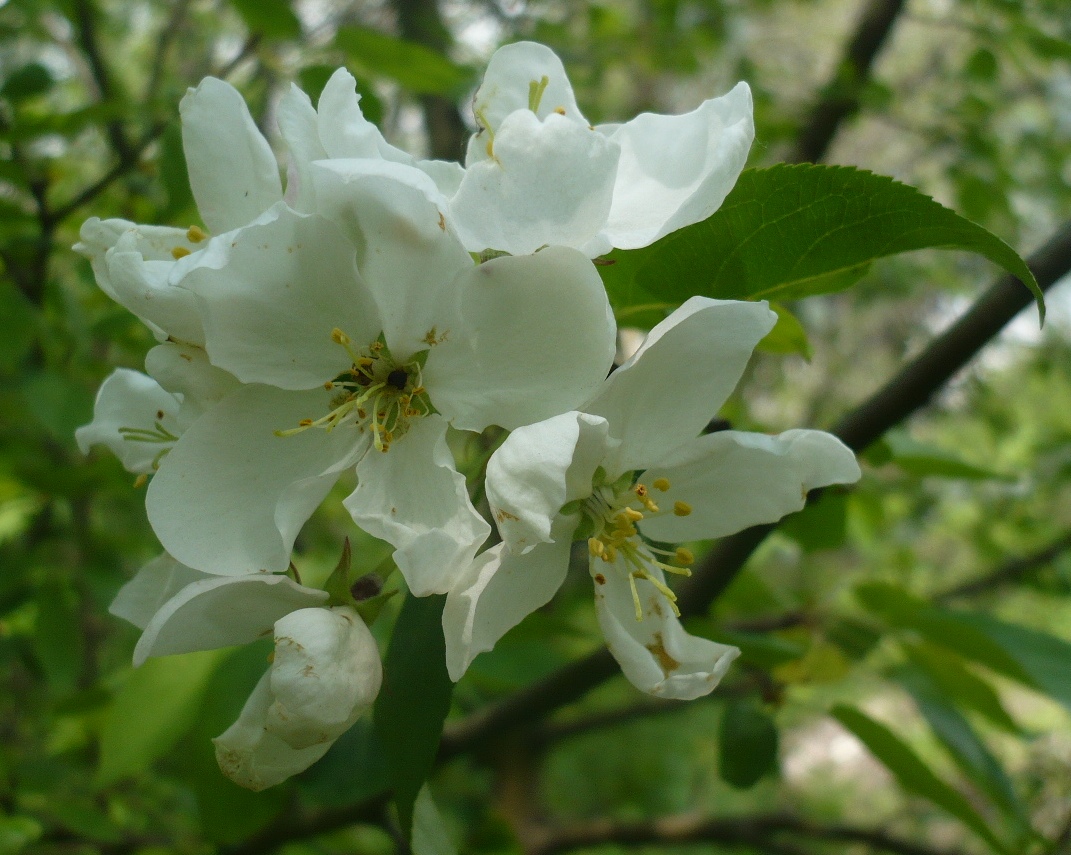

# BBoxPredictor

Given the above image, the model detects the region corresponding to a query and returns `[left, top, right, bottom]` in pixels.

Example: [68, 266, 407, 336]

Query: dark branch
[527, 812, 966, 855]
[789, 0, 908, 163]
[935, 529, 1071, 603]
[71, 0, 134, 162]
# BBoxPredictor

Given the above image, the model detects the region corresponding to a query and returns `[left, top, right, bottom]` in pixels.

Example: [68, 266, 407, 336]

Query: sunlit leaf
[756, 302, 812, 359]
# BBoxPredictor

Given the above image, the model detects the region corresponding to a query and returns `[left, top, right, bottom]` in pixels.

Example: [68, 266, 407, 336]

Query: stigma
[275, 328, 431, 452]
[581, 474, 695, 622]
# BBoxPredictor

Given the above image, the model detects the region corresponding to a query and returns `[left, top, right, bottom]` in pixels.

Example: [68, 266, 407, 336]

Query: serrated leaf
[335, 27, 472, 96]
[718, 699, 779, 788]
[97, 650, 226, 785]
[832, 705, 1010, 853]
[229, 0, 301, 40]
[374, 594, 453, 837]
[600, 164, 1044, 319]
[893, 664, 1027, 828]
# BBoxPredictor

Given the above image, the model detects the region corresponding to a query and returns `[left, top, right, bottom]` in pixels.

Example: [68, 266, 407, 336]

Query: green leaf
[97, 650, 226, 786]
[832, 705, 1010, 853]
[600, 164, 1044, 319]
[706, 628, 805, 670]
[1, 63, 54, 102]
[296, 717, 390, 808]
[903, 643, 1023, 735]
[0, 815, 42, 853]
[335, 27, 473, 96]
[893, 665, 1027, 826]
[779, 490, 848, 551]
[411, 786, 458, 855]
[20, 371, 93, 445]
[875, 429, 1013, 480]
[756, 302, 812, 359]
[32, 584, 82, 691]
[374, 594, 453, 836]
[718, 699, 779, 788]
[0, 283, 37, 373]
[159, 123, 194, 220]
[229, 0, 301, 40]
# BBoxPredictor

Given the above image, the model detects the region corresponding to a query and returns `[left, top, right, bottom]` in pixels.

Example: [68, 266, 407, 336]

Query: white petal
[180, 77, 283, 233]
[425, 246, 617, 432]
[105, 231, 204, 344]
[109, 553, 210, 630]
[267, 606, 381, 749]
[640, 429, 861, 543]
[450, 111, 619, 255]
[75, 368, 181, 474]
[485, 412, 610, 554]
[316, 68, 413, 164]
[147, 384, 365, 575]
[277, 83, 325, 213]
[180, 205, 379, 389]
[585, 297, 777, 474]
[312, 162, 465, 357]
[593, 557, 739, 700]
[471, 41, 586, 131]
[417, 158, 465, 197]
[214, 671, 337, 791]
[144, 343, 240, 428]
[344, 415, 489, 596]
[601, 82, 754, 249]
[443, 514, 576, 681]
[133, 574, 328, 666]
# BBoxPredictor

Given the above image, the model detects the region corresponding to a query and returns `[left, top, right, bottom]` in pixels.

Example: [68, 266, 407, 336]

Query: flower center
[275, 328, 432, 453]
[581, 473, 694, 622]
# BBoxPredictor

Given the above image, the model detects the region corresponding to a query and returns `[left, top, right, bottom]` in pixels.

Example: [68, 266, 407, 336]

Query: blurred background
[2, 0, 1071, 853]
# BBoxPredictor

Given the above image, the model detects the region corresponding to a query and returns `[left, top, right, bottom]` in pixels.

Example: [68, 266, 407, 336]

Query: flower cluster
[78, 41, 859, 788]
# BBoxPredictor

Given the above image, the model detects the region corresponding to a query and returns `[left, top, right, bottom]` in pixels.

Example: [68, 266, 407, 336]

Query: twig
[789, 0, 909, 163]
[71, 0, 134, 161]
[527, 812, 966, 855]
[935, 530, 1071, 603]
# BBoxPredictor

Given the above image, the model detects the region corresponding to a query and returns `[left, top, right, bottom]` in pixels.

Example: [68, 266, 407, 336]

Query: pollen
[171, 246, 191, 259]
[673, 501, 692, 517]
[675, 547, 694, 565]
[652, 477, 671, 492]
[331, 328, 349, 345]
[187, 225, 209, 243]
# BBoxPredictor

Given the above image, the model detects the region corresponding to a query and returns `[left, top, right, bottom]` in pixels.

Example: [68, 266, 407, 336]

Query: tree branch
[789, 0, 909, 163]
[526, 812, 966, 855]
[935, 529, 1071, 603]
[71, 0, 134, 162]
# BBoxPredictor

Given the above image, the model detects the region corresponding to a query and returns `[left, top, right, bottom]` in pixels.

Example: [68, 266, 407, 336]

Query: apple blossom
[145, 174, 616, 597]
[114, 556, 381, 791]
[448, 41, 754, 257]
[443, 297, 861, 699]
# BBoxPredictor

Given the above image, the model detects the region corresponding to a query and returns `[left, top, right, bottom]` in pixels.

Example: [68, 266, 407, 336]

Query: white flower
[144, 175, 616, 597]
[448, 41, 754, 257]
[76, 343, 239, 475]
[115, 556, 381, 791]
[443, 297, 861, 699]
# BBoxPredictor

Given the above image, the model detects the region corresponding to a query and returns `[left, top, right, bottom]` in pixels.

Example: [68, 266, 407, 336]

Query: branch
[442, 217, 1071, 755]
[935, 529, 1071, 603]
[526, 812, 967, 855]
[71, 0, 134, 162]
[789, 0, 909, 163]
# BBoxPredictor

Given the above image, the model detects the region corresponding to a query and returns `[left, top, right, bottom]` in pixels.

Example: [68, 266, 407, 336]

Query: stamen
[652, 477, 671, 492]
[171, 246, 191, 260]
[528, 75, 550, 112]
[187, 225, 208, 242]
[673, 501, 692, 517]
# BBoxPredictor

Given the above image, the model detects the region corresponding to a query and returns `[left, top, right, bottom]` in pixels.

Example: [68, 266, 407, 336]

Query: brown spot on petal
[594, 573, 606, 585]
[494, 508, 520, 523]
[646, 632, 680, 675]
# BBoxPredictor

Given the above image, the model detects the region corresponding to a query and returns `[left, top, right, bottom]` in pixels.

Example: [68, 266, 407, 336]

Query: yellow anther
[370, 341, 383, 353]
[641, 497, 660, 513]
[553, 106, 566, 115]
[299, 419, 313, 427]
[652, 477, 671, 492]
[673, 501, 692, 517]
[324, 381, 335, 390]
[171, 246, 191, 260]
[357, 357, 374, 368]
[331, 328, 349, 345]
[133, 474, 148, 489]
[622, 507, 644, 522]
[187, 225, 209, 243]
[604, 545, 618, 563]
[588, 538, 605, 558]
[675, 547, 694, 565]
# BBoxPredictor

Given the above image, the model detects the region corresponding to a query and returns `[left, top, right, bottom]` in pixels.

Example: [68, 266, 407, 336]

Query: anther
[299, 419, 313, 427]
[588, 538, 605, 558]
[622, 507, 644, 522]
[331, 328, 349, 345]
[652, 477, 671, 492]
[673, 501, 692, 517]
[324, 381, 334, 390]
[171, 246, 191, 260]
[675, 547, 694, 565]
[187, 225, 209, 242]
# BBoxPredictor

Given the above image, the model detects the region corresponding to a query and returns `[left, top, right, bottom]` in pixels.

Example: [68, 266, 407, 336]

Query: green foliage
[335, 27, 473, 96]
[717, 699, 779, 788]
[228, 0, 301, 40]
[374, 594, 453, 836]
[601, 164, 1044, 318]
